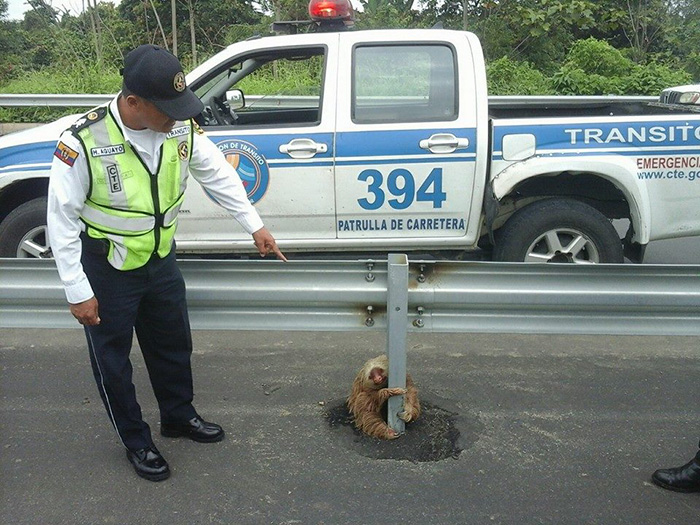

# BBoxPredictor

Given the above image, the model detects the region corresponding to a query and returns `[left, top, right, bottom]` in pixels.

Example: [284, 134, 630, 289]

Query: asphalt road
[1, 329, 698, 524]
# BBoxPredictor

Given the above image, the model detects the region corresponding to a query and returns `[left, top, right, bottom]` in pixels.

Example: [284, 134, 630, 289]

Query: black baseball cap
[121, 44, 204, 120]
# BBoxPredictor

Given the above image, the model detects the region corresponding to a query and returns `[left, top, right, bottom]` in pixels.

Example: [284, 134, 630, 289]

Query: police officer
[47, 44, 286, 482]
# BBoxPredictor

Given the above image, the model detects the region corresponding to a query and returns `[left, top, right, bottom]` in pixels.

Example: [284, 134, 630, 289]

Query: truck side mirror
[226, 89, 245, 110]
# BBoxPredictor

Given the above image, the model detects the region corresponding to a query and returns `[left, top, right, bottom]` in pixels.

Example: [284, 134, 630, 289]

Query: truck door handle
[419, 133, 470, 154]
[279, 138, 328, 159]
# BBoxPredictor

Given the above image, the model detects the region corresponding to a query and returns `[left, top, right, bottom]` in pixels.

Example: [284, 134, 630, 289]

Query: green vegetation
[486, 57, 553, 95]
[237, 56, 324, 96]
[552, 38, 692, 95]
[1, 0, 697, 122]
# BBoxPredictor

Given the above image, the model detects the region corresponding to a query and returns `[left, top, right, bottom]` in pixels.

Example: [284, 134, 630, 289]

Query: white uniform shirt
[47, 96, 264, 304]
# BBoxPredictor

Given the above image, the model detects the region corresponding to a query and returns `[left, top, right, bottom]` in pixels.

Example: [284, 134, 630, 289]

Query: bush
[565, 38, 633, 77]
[622, 63, 692, 95]
[551, 37, 692, 95]
[486, 56, 553, 95]
[551, 38, 631, 95]
[0, 64, 121, 123]
[552, 65, 624, 95]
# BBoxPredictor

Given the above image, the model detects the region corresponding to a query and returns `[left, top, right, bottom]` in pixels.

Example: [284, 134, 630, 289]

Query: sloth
[347, 354, 421, 440]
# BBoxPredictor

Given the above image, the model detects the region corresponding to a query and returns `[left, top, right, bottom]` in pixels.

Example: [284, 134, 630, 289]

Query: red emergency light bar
[308, 0, 354, 21]
[271, 0, 354, 33]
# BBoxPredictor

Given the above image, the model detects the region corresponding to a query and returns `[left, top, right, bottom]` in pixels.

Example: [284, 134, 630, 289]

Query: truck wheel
[493, 198, 624, 263]
[0, 197, 51, 258]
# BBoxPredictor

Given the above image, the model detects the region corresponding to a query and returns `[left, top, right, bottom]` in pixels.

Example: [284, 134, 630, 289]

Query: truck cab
[178, 26, 488, 255]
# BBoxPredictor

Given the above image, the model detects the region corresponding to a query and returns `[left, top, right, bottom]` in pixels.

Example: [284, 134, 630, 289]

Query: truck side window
[352, 44, 457, 124]
[194, 47, 326, 128]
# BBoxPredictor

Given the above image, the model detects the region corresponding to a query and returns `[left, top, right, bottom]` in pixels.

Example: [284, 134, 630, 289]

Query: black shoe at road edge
[126, 445, 170, 482]
[651, 458, 700, 493]
[161, 416, 225, 443]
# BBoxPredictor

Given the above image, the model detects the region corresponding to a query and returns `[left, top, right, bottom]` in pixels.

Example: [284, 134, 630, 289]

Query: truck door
[177, 39, 338, 248]
[334, 32, 479, 247]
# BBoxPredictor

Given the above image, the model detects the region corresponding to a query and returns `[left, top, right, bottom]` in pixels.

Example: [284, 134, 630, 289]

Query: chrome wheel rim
[16, 225, 51, 258]
[524, 228, 599, 263]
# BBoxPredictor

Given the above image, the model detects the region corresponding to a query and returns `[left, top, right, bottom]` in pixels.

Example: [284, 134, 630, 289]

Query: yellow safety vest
[71, 105, 193, 270]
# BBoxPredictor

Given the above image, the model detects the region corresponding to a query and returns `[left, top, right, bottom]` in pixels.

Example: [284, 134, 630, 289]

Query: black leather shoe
[161, 416, 225, 443]
[651, 458, 700, 493]
[126, 445, 170, 482]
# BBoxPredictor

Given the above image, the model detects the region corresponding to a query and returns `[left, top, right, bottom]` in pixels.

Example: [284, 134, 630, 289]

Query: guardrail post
[386, 253, 408, 434]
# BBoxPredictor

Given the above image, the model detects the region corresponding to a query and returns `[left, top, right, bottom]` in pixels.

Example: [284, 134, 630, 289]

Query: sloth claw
[388, 387, 406, 396]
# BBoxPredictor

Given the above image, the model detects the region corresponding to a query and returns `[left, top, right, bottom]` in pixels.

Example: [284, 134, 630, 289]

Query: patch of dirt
[325, 398, 467, 462]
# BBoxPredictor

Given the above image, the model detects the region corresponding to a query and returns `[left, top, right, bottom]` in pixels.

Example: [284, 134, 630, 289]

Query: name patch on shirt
[91, 145, 125, 157]
[166, 126, 191, 139]
[54, 141, 79, 166]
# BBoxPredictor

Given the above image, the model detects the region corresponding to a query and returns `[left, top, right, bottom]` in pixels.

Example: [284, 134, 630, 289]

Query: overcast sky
[6, 0, 100, 20]
[5, 0, 364, 21]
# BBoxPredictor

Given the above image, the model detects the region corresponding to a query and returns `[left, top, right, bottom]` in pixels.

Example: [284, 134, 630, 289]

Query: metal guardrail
[0, 94, 322, 109]
[1, 257, 699, 335]
[0, 94, 114, 107]
[0, 93, 658, 109]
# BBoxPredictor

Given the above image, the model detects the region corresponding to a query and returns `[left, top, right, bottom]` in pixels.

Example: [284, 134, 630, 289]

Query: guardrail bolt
[417, 264, 426, 283]
[413, 306, 425, 328]
[365, 261, 375, 282]
[365, 305, 375, 327]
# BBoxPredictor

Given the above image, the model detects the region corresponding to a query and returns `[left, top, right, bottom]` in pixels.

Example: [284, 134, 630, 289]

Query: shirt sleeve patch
[54, 141, 79, 166]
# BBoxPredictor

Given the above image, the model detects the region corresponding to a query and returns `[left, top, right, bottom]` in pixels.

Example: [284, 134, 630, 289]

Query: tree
[263, 0, 309, 21]
[620, 0, 672, 63]
[0, 0, 27, 83]
[86, 0, 104, 65]
[186, 0, 196, 63]
[661, 0, 700, 79]
[118, 0, 263, 66]
[355, 1, 416, 29]
[172, 0, 177, 55]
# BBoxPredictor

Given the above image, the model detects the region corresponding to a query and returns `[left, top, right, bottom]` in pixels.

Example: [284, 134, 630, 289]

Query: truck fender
[0, 170, 49, 193]
[489, 156, 651, 245]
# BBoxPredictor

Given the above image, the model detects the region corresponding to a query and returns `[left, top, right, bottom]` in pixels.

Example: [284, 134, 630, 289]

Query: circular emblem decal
[215, 140, 269, 204]
[87, 111, 99, 120]
[178, 141, 189, 160]
[173, 72, 186, 93]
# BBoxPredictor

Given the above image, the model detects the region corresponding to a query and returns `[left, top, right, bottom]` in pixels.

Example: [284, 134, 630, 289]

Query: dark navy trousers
[81, 249, 197, 451]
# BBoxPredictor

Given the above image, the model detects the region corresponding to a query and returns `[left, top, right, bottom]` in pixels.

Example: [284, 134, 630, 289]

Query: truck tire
[493, 198, 624, 263]
[0, 197, 51, 258]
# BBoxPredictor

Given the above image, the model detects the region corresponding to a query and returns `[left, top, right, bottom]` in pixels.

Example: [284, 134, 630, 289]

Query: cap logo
[173, 72, 186, 93]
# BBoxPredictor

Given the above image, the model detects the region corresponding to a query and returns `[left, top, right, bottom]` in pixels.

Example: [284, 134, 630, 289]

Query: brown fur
[347, 355, 421, 440]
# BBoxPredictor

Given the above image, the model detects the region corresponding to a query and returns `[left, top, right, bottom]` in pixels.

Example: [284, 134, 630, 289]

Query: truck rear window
[352, 44, 457, 124]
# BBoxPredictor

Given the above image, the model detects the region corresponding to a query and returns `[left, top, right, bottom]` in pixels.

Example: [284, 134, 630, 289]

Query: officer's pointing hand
[70, 297, 101, 325]
[252, 227, 288, 262]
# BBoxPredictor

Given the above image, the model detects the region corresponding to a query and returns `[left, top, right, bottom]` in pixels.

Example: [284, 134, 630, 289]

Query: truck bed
[487, 96, 695, 119]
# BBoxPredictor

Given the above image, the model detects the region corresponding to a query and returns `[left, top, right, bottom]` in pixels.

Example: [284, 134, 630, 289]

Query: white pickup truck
[1, 4, 700, 263]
